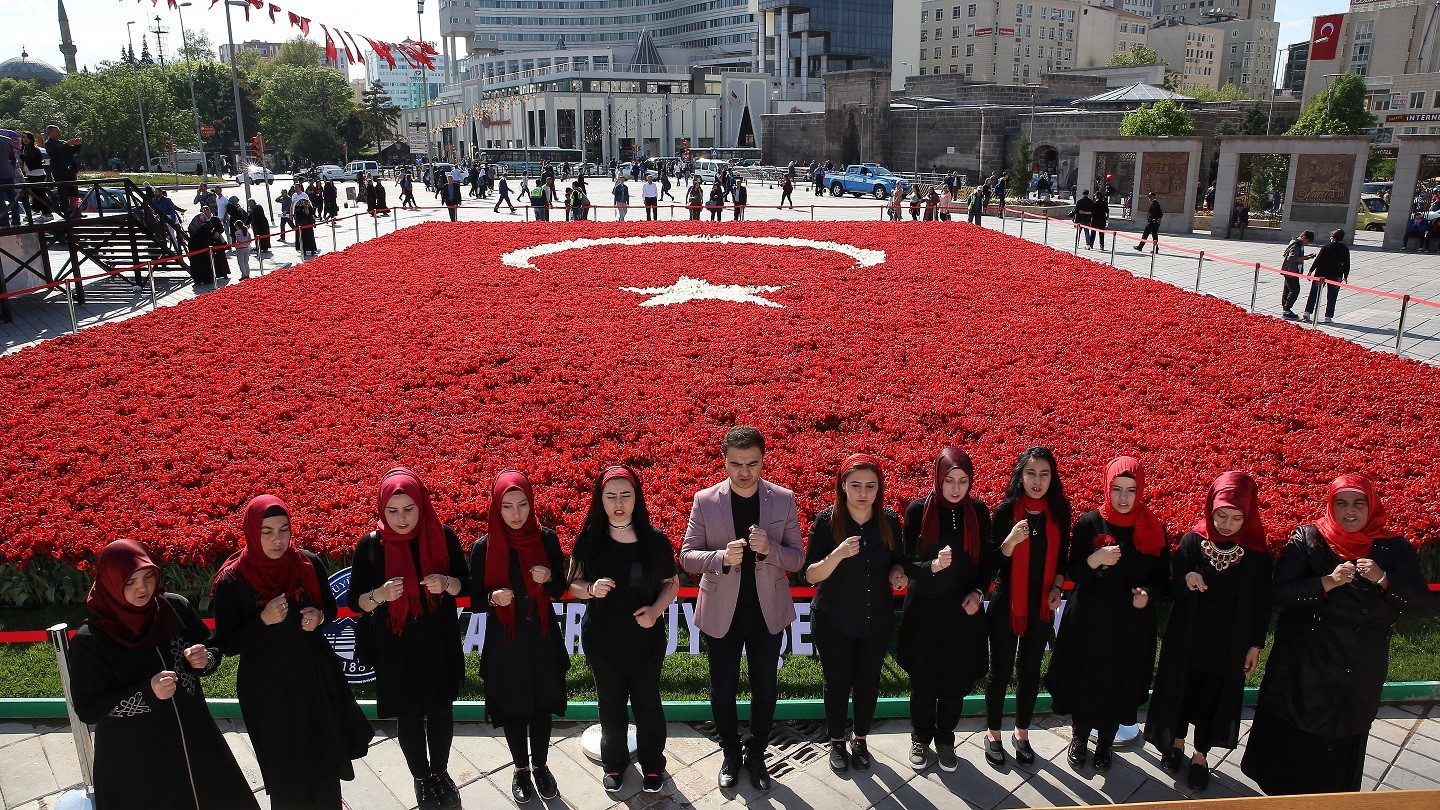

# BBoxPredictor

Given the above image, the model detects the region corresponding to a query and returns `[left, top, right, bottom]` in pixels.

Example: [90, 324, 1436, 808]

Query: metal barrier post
[49, 624, 96, 800]
[1043, 216, 1049, 244]
[1073, 225, 1080, 255]
[1396, 294, 1410, 355]
[1311, 286, 1322, 327]
[373, 215, 379, 239]
[330, 222, 337, 252]
[1194, 252, 1205, 291]
[1250, 263, 1261, 312]
[64, 281, 78, 334]
[1108, 233, 1117, 266]
[147, 268, 158, 311]
[809, 206, 815, 221]
[1019, 214, 1025, 239]
[1149, 250, 1156, 279]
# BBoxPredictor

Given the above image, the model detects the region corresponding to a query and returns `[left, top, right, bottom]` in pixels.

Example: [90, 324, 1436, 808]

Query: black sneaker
[849, 738, 871, 771]
[642, 772, 663, 793]
[510, 770, 534, 803]
[602, 771, 623, 793]
[1067, 738, 1089, 767]
[745, 748, 771, 792]
[415, 776, 441, 810]
[435, 771, 461, 808]
[828, 741, 850, 773]
[1093, 743, 1113, 772]
[717, 750, 742, 789]
[532, 765, 557, 800]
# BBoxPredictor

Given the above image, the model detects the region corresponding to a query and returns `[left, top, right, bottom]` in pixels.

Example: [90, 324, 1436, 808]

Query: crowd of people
[67, 425, 1430, 808]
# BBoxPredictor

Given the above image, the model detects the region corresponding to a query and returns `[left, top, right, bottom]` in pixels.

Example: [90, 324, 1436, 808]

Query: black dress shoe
[1067, 738, 1089, 767]
[435, 771, 461, 808]
[828, 741, 850, 773]
[532, 765, 557, 800]
[849, 739, 872, 771]
[510, 770, 534, 804]
[1093, 743, 1113, 772]
[1012, 734, 1036, 766]
[416, 776, 442, 810]
[718, 751, 742, 788]
[1188, 760, 1210, 792]
[984, 737, 1006, 767]
[745, 749, 772, 791]
[1160, 747, 1185, 774]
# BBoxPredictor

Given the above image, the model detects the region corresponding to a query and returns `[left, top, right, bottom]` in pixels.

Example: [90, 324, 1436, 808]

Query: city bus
[481, 147, 583, 177]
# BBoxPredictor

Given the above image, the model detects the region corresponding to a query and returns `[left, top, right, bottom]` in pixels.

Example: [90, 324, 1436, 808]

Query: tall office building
[365, 38, 447, 110]
[918, 0, 1082, 83]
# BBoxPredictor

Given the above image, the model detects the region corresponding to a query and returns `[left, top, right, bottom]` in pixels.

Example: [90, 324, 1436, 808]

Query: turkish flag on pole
[1310, 13, 1344, 61]
[322, 25, 339, 66]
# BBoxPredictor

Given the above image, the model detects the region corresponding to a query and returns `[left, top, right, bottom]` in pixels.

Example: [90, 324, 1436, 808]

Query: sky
[4, 0, 1353, 85]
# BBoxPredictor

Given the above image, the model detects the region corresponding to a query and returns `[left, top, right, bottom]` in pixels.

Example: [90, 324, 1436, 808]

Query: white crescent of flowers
[499, 235, 887, 270]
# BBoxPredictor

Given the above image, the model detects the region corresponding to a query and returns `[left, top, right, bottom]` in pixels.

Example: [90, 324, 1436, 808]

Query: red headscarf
[1095, 456, 1166, 555]
[1314, 473, 1393, 561]
[86, 539, 182, 650]
[377, 467, 450, 635]
[1009, 493, 1061, 636]
[485, 470, 553, 640]
[601, 465, 638, 490]
[1192, 471, 1268, 553]
[918, 448, 980, 563]
[213, 495, 324, 608]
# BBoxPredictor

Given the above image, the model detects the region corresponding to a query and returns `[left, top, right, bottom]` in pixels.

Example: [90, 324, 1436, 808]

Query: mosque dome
[0, 50, 66, 85]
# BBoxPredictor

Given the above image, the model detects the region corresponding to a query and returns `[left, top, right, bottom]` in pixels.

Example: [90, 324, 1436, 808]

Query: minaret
[58, 0, 78, 74]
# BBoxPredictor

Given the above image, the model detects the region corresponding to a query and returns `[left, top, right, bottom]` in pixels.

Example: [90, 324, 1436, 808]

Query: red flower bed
[2, 221, 1438, 577]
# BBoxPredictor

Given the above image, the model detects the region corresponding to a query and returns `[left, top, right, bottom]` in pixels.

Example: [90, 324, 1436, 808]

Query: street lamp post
[126, 22, 154, 171]
[1266, 44, 1291, 135]
[900, 61, 918, 178]
[176, 3, 209, 180]
[222, 0, 254, 209]
[418, 0, 432, 163]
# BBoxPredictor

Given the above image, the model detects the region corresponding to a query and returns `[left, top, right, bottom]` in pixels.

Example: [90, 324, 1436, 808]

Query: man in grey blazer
[681, 426, 805, 792]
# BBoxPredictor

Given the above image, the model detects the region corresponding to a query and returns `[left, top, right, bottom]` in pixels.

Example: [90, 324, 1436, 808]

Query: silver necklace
[1200, 539, 1244, 571]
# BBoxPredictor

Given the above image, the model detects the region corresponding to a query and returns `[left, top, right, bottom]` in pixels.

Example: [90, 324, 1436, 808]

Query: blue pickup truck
[827, 164, 909, 199]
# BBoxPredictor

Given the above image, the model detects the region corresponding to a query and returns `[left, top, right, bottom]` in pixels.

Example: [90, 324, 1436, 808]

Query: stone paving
[4, 181, 1440, 364]
[2, 704, 1437, 808]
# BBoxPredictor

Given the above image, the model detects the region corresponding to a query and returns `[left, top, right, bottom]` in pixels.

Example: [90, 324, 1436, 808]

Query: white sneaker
[1322, 317, 1333, 324]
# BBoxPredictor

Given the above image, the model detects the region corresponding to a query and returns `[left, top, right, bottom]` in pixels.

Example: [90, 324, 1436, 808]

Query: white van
[691, 157, 726, 183]
[151, 150, 207, 174]
[343, 160, 380, 180]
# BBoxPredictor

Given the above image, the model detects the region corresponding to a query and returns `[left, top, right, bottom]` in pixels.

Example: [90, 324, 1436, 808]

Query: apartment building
[1155, 0, 1275, 24]
[918, 0, 1082, 82]
[1075, 3, 1151, 69]
[1148, 20, 1221, 90]
[1212, 17, 1279, 98]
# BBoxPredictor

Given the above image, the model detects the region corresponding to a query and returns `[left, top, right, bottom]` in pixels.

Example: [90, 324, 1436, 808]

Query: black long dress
[294, 203, 319, 256]
[897, 496, 994, 695]
[1242, 526, 1432, 795]
[1045, 511, 1169, 733]
[68, 593, 260, 810]
[467, 528, 570, 724]
[346, 528, 469, 718]
[213, 551, 375, 800]
[249, 206, 271, 252]
[1144, 532, 1271, 754]
[186, 218, 217, 283]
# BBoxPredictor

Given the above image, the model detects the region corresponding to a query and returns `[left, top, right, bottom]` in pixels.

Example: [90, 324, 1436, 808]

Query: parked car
[1361, 180, 1393, 198]
[1356, 193, 1388, 231]
[231, 164, 275, 184]
[690, 157, 726, 183]
[151, 150, 207, 174]
[618, 160, 660, 181]
[343, 160, 380, 180]
[80, 186, 129, 214]
[828, 164, 909, 199]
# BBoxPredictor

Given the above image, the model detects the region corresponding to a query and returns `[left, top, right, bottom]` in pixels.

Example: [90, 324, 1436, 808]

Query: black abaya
[897, 496, 993, 694]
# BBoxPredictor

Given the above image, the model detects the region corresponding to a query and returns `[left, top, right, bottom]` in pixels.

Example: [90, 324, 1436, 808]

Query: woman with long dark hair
[1242, 474, 1432, 795]
[469, 470, 570, 805]
[984, 446, 1071, 767]
[804, 454, 910, 774]
[1046, 456, 1169, 772]
[898, 448, 993, 773]
[1145, 471, 1272, 793]
[212, 495, 374, 808]
[347, 468, 469, 810]
[568, 466, 679, 795]
[68, 539, 259, 809]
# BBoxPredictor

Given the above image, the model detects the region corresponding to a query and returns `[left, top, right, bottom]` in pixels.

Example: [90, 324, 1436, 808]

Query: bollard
[1109, 233, 1117, 266]
[525, 205, 531, 222]
[1149, 249, 1156, 279]
[330, 223, 338, 252]
[1019, 214, 1025, 239]
[809, 206, 815, 221]
[1396, 295, 1410, 355]
[1250, 263, 1261, 312]
[1043, 216, 1049, 244]
[65, 281, 78, 334]
[373, 216, 379, 239]
[1194, 252, 1205, 292]
[1073, 226, 1079, 255]
[49, 623, 96, 801]
[147, 269, 158, 311]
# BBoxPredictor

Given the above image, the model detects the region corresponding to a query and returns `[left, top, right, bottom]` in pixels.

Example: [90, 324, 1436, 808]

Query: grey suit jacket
[680, 478, 805, 637]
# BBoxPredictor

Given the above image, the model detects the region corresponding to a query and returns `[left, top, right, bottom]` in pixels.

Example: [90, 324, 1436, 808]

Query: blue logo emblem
[323, 566, 376, 686]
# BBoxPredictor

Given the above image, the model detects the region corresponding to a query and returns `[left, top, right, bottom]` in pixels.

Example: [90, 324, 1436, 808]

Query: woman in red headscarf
[68, 539, 260, 809]
[984, 447, 1071, 769]
[212, 495, 374, 809]
[1243, 474, 1432, 796]
[467, 470, 570, 805]
[804, 454, 911, 775]
[897, 448, 993, 773]
[1046, 456, 1170, 773]
[347, 468, 469, 810]
[1144, 472, 1272, 793]
[568, 465, 679, 795]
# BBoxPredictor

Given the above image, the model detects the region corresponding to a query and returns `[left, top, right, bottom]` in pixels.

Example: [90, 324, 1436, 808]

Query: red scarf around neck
[1315, 473, 1392, 561]
[1009, 496, 1060, 635]
[213, 494, 323, 608]
[377, 467, 449, 635]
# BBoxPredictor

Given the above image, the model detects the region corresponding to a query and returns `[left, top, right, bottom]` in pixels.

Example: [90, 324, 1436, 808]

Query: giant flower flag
[1, 221, 1437, 574]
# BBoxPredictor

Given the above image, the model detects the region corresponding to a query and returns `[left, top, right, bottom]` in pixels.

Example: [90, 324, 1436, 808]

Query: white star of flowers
[620, 276, 789, 308]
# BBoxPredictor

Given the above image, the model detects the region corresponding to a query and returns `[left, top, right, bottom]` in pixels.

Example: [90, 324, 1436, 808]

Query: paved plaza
[3, 180, 1439, 363]
[2, 703, 1438, 809]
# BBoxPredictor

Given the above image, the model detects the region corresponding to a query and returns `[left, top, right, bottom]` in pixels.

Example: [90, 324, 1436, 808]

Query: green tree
[358, 80, 401, 149]
[159, 59, 260, 160]
[1010, 136, 1032, 185]
[179, 29, 216, 63]
[256, 64, 356, 163]
[274, 38, 325, 68]
[1108, 45, 1161, 68]
[9, 91, 69, 138]
[1286, 73, 1376, 136]
[53, 65, 190, 167]
[1119, 99, 1197, 137]
[0, 78, 39, 124]
[1173, 82, 1253, 102]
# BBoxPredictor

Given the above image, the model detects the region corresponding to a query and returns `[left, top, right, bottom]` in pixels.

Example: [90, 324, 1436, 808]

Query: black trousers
[780, 189, 793, 207]
[397, 704, 454, 778]
[910, 689, 965, 747]
[590, 646, 667, 774]
[268, 777, 343, 810]
[1281, 269, 1302, 311]
[1175, 667, 1226, 753]
[811, 619, 890, 741]
[985, 613, 1049, 731]
[703, 607, 783, 755]
[644, 197, 658, 220]
[493, 191, 514, 211]
[497, 712, 552, 769]
[1140, 221, 1161, 249]
[1304, 276, 1341, 318]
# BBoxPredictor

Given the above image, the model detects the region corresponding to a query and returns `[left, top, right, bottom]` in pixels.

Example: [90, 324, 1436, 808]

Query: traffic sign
[200, 125, 216, 137]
